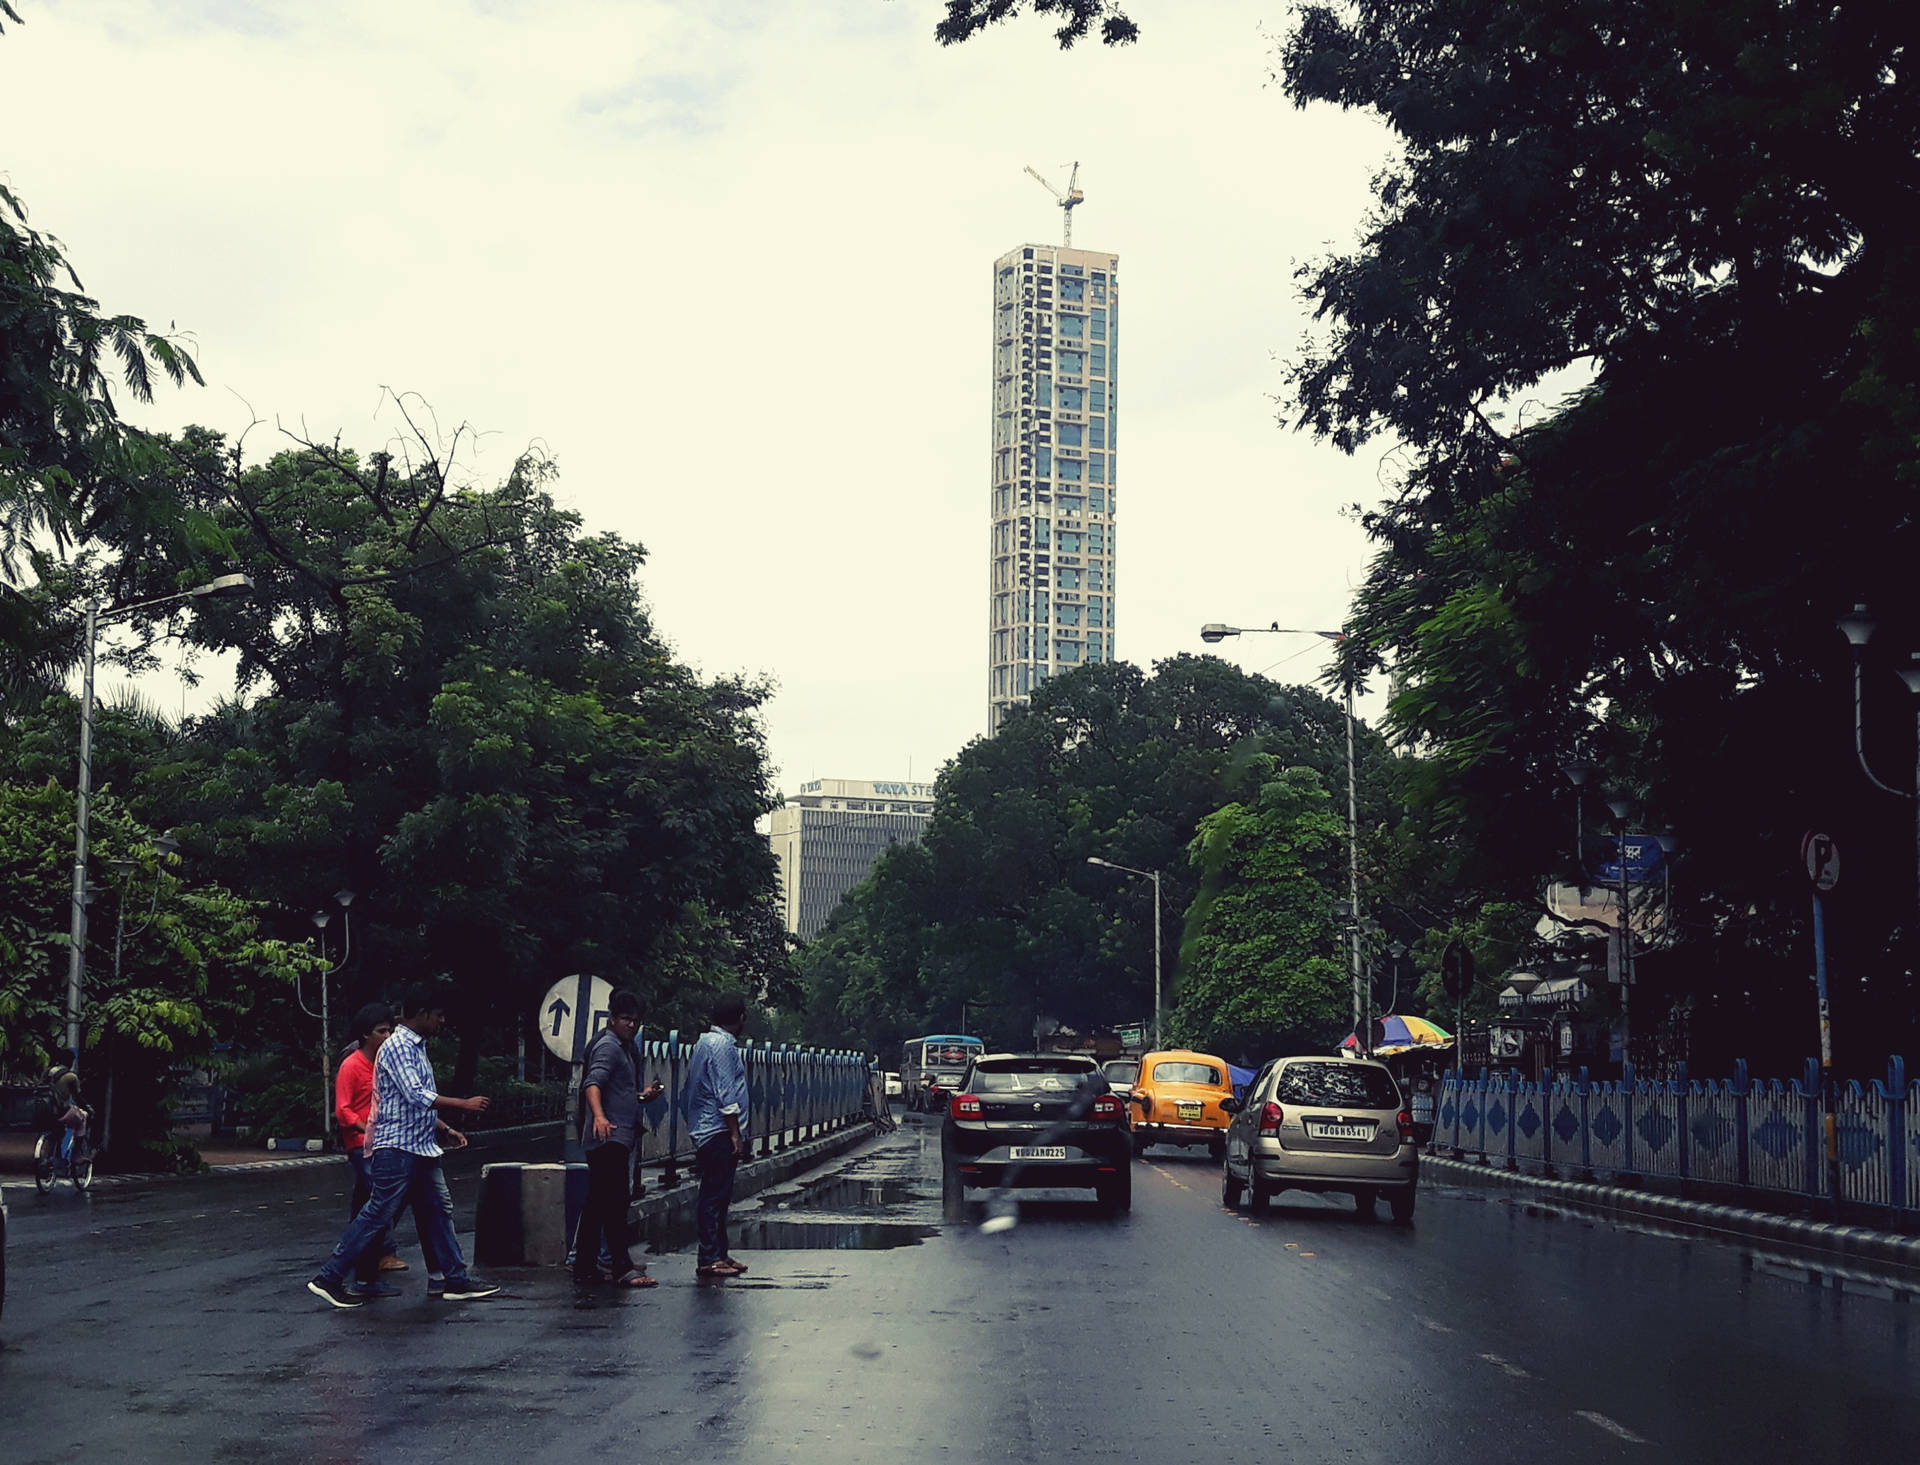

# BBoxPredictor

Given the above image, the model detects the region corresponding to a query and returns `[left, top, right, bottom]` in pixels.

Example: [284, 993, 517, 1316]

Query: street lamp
[301, 888, 356, 1149]
[66, 573, 253, 1071]
[1087, 856, 1163, 1049]
[1836, 603, 1920, 914]
[1200, 621, 1363, 1045]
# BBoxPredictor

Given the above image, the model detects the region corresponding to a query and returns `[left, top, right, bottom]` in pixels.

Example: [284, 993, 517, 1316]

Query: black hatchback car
[939, 1053, 1133, 1214]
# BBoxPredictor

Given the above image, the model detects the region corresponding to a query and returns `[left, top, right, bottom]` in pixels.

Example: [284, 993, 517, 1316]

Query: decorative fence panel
[1437, 1058, 1916, 1228]
[625, 1034, 871, 1174]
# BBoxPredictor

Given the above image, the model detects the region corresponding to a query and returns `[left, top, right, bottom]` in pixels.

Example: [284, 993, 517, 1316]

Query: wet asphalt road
[2, 1112, 1918, 1464]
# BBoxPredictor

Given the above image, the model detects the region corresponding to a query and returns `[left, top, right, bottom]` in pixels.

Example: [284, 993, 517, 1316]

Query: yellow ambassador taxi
[1127, 1049, 1235, 1159]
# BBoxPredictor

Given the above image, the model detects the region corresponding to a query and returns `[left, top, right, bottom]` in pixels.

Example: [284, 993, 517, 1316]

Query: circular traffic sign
[1801, 831, 1841, 893]
[537, 973, 613, 1060]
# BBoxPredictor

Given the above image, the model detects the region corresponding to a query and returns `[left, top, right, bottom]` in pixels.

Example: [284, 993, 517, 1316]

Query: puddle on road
[775, 1175, 924, 1212]
[730, 1219, 937, 1251]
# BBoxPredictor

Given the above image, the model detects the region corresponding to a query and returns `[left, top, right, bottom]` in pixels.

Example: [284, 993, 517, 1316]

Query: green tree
[801, 656, 1400, 1058]
[0, 778, 319, 1164]
[932, 0, 1139, 49]
[113, 421, 784, 1079]
[1171, 764, 1348, 1061]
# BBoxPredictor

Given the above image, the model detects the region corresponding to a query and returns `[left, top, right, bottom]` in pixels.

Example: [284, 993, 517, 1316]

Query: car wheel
[1388, 1188, 1417, 1225]
[1248, 1171, 1273, 1214]
[1221, 1161, 1244, 1210]
[1352, 1187, 1377, 1221]
[1130, 1131, 1147, 1158]
[941, 1151, 967, 1221]
[1097, 1169, 1132, 1215]
[1210, 1140, 1226, 1163]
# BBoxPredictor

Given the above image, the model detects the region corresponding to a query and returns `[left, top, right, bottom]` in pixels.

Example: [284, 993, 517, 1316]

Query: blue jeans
[317, 1149, 469, 1287]
[346, 1148, 446, 1280]
[694, 1133, 738, 1267]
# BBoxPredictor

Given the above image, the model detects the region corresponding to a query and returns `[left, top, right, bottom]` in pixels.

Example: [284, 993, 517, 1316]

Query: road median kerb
[1425, 1153, 1920, 1276]
[625, 1123, 883, 1249]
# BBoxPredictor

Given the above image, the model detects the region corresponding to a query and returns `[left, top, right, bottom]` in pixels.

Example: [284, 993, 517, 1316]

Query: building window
[1061, 277, 1085, 301]
[1058, 385, 1083, 410]
[1059, 351, 1085, 376]
[1035, 446, 1051, 477]
[1091, 345, 1107, 375]
[1058, 566, 1082, 589]
[1056, 641, 1082, 663]
[1059, 531, 1083, 553]
[1089, 566, 1105, 590]
[1088, 455, 1105, 483]
[1091, 308, 1107, 340]
[1034, 373, 1052, 408]
[1089, 417, 1106, 449]
[1059, 315, 1084, 340]
[1058, 422, 1083, 447]
[1057, 603, 1081, 626]
[1058, 458, 1083, 481]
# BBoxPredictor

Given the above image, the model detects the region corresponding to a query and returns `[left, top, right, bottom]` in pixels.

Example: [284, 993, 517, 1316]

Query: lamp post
[1087, 856, 1163, 1049]
[66, 573, 252, 1072]
[304, 889, 356, 1149]
[1201, 621, 1363, 1044]
[1836, 603, 1920, 915]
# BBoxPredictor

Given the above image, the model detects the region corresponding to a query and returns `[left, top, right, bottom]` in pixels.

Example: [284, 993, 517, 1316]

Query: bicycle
[34, 1125, 95, 1194]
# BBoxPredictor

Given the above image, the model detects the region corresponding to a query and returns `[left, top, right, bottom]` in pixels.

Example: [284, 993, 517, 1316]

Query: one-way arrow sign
[538, 974, 612, 1062]
[547, 997, 571, 1038]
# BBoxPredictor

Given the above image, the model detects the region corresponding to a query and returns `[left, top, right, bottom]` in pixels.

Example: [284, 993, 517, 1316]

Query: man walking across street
[335, 1004, 408, 1292]
[574, 989, 664, 1289]
[686, 993, 750, 1279]
[306, 984, 500, 1308]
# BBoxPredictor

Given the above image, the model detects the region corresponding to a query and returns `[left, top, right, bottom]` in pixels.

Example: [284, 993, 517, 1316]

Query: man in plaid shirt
[307, 984, 500, 1308]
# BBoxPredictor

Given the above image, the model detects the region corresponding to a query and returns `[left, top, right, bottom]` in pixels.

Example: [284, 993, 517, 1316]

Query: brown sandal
[613, 1271, 659, 1288]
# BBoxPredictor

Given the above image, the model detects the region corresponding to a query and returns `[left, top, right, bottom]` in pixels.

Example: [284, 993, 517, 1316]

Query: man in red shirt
[336, 1004, 408, 1289]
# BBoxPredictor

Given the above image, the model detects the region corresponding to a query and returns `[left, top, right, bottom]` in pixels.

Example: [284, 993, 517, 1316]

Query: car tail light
[951, 1094, 982, 1120]
[1259, 1102, 1283, 1136]
[1090, 1094, 1123, 1122]
[1397, 1109, 1414, 1141]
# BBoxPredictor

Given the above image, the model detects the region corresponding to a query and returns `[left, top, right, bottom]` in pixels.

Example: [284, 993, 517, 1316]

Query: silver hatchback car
[1220, 1055, 1419, 1222]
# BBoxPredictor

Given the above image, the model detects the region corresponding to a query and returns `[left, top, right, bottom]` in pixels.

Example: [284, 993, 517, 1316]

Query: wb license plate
[1308, 1121, 1375, 1141]
[1010, 1146, 1068, 1160]
[1176, 1101, 1203, 1120]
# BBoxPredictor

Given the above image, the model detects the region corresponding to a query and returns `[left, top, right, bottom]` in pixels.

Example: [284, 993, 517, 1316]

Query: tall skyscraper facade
[988, 242, 1120, 734]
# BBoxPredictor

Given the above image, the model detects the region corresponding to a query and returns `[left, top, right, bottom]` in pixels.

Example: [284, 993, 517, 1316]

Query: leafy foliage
[802, 657, 1399, 1058]
[933, 0, 1138, 49]
[1276, 0, 1920, 1070]
[1172, 764, 1349, 1062]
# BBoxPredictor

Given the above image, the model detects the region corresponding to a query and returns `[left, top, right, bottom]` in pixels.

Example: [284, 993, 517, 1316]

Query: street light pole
[64, 573, 251, 1075]
[1199, 621, 1362, 1045]
[1836, 605, 1920, 917]
[1087, 856, 1163, 1049]
[1606, 796, 1636, 1067]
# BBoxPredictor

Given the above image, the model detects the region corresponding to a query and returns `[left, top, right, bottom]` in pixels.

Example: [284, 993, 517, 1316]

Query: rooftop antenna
[1024, 161, 1084, 247]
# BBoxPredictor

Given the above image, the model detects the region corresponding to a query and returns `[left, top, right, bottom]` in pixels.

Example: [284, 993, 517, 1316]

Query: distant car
[1128, 1050, 1235, 1159]
[1221, 1055, 1419, 1222]
[1099, 1057, 1140, 1099]
[884, 1072, 904, 1099]
[941, 1053, 1132, 1214]
[911, 1071, 967, 1113]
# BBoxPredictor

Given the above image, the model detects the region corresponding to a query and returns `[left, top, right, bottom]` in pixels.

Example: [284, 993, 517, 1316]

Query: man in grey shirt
[575, 989, 663, 1287]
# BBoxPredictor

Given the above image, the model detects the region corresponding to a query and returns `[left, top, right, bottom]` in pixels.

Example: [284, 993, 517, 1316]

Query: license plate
[1010, 1146, 1068, 1160]
[1176, 1101, 1203, 1120]
[1308, 1121, 1375, 1141]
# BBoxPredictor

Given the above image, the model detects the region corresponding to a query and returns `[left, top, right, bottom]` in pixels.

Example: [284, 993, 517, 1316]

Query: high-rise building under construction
[987, 240, 1119, 733]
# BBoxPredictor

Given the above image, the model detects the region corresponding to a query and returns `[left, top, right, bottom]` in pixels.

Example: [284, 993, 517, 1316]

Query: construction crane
[1024, 162, 1084, 247]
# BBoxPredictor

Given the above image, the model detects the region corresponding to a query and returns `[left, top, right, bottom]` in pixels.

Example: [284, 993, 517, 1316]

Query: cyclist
[36, 1067, 93, 1171]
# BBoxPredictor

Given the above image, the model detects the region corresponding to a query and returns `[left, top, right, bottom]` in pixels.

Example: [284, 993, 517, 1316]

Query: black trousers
[694, 1133, 738, 1267]
[574, 1141, 634, 1280]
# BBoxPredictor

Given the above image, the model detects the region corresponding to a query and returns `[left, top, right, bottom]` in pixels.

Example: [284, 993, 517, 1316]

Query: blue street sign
[1596, 834, 1664, 885]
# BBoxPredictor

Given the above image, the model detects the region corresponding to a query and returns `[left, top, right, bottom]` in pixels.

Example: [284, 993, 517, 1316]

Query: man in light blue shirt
[685, 993, 750, 1277]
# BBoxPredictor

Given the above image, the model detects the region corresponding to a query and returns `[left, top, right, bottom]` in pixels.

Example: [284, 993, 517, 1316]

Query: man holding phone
[575, 989, 663, 1288]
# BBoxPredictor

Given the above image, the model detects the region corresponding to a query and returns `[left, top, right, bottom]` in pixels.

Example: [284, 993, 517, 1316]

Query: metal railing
[1438, 1058, 1917, 1228]
[625, 1035, 874, 1186]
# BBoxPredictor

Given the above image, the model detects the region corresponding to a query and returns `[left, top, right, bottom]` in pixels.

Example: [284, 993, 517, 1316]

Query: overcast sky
[3, 0, 1404, 793]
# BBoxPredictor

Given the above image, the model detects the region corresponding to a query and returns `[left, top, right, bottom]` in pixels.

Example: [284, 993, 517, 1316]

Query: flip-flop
[722, 1258, 749, 1275]
[613, 1271, 659, 1288]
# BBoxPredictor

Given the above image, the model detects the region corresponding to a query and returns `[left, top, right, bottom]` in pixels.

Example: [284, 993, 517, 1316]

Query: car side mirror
[1219, 1097, 1242, 1115]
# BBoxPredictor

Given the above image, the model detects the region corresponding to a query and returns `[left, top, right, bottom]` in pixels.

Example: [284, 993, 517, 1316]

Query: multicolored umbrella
[1340, 1015, 1454, 1057]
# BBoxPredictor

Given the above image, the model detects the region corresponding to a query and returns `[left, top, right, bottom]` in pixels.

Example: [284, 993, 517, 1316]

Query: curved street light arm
[1849, 654, 1913, 799]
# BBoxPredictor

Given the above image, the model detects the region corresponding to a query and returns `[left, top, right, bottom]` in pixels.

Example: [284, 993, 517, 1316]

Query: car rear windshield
[1151, 1061, 1221, 1086]
[1102, 1061, 1140, 1084]
[971, 1060, 1096, 1093]
[1275, 1063, 1400, 1109]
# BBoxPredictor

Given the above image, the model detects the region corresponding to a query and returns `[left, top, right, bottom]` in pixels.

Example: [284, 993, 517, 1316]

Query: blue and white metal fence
[627, 1034, 872, 1181]
[1438, 1058, 1917, 1227]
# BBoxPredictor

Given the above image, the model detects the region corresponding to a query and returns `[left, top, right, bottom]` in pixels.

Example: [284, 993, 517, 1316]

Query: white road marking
[1576, 1410, 1648, 1444]
[1422, 1318, 1452, 1333]
[1480, 1352, 1532, 1380]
